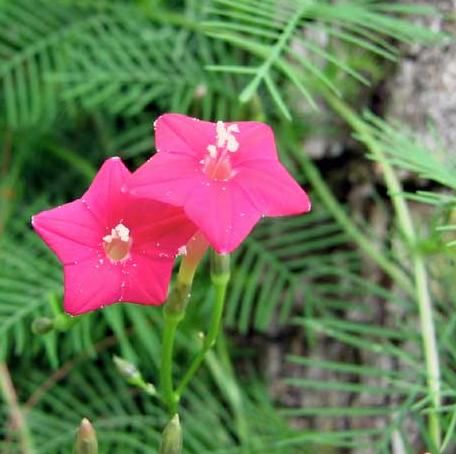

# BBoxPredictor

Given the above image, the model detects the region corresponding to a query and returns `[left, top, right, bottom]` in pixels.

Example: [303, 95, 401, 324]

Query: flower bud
[159, 414, 182, 454]
[113, 356, 141, 382]
[113, 356, 157, 396]
[31, 317, 54, 335]
[74, 418, 98, 454]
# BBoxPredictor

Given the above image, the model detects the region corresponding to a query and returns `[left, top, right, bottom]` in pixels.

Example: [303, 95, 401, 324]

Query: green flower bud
[113, 356, 141, 382]
[159, 414, 182, 454]
[113, 356, 157, 396]
[74, 418, 98, 454]
[31, 317, 54, 335]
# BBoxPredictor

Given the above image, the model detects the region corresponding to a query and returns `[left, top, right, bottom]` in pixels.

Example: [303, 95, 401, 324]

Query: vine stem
[160, 264, 194, 414]
[160, 314, 181, 415]
[176, 252, 230, 397]
[0, 362, 34, 454]
[325, 93, 441, 449]
[159, 234, 209, 414]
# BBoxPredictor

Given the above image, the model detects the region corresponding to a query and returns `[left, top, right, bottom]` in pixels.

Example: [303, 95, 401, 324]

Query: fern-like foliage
[205, 0, 439, 118]
[359, 113, 456, 248]
[56, 20, 205, 116]
[0, 0, 93, 127]
[0, 0, 246, 128]
[1, 1, 454, 453]
[362, 113, 456, 190]
[0, 0, 440, 126]
[227, 207, 357, 333]
[0, 219, 60, 359]
[2, 336, 312, 453]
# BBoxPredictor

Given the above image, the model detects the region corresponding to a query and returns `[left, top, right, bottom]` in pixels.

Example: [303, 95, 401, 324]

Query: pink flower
[32, 157, 196, 315]
[128, 114, 311, 253]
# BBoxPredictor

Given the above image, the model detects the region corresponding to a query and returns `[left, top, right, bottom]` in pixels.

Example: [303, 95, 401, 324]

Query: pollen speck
[207, 144, 217, 159]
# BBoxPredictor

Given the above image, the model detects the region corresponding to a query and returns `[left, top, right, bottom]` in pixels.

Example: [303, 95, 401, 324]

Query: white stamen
[227, 124, 239, 133]
[215, 121, 240, 152]
[215, 121, 226, 148]
[227, 135, 239, 152]
[103, 223, 130, 244]
[207, 144, 218, 159]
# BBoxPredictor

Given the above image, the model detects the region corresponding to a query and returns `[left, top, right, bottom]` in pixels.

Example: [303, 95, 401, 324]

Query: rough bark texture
[387, 0, 456, 156]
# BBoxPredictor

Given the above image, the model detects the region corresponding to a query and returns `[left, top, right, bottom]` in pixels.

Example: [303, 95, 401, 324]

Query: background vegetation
[0, 0, 455, 452]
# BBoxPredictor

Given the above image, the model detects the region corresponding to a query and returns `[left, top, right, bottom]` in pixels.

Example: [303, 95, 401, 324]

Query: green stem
[159, 234, 209, 414]
[205, 275, 229, 349]
[325, 93, 441, 449]
[0, 362, 34, 454]
[160, 314, 181, 414]
[414, 259, 441, 450]
[176, 252, 230, 397]
[159, 259, 199, 414]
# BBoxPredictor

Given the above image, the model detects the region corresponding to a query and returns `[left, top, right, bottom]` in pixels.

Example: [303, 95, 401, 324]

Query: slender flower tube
[177, 232, 209, 286]
[128, 114, 311, 253]
[32, 157, 196, 315]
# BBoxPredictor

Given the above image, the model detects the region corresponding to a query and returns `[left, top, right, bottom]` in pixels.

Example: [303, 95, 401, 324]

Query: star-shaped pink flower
[128, 114, 311, 253]
[32, 157, 196, 315]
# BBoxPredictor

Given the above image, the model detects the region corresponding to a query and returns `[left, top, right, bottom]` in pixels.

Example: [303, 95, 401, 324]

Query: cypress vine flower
[32, 157, 196, 315]
[128, 114, 311, 253]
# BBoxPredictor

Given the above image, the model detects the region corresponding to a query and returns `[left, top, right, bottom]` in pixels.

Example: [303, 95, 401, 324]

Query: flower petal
[185, 181, 261, 253]
[63, 258, 122, 315]
[32, 200, 102, 265]
[230, 121, 278, 165]
[128, 152, 204, 207]
[155, 113, 215, 158]
[127, 200, 197, 257]
[82, 157, 130, 227]
[235, 160, 311, 216]
[121, 254, 174, 305]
